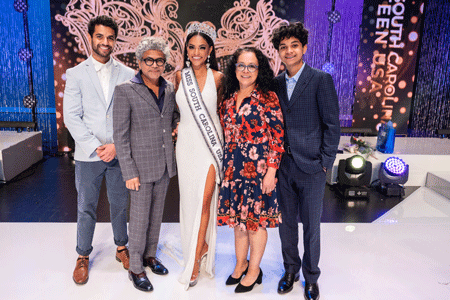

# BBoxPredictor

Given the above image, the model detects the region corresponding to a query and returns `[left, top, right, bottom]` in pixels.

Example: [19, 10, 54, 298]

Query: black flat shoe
[143, 257, 168, 275]
[235, 268, 263, 293]
[129, 271, 153, 292]
[226, 260, 249, 285]
[277, 272, 300, 294]
[304, 282, 319, 300]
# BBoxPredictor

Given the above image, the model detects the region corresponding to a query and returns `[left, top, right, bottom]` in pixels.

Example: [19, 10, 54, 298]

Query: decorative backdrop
[1, 0, 447, 155]
[51, 0, 365, 151]
[303, 0, 364, 127]
[51, 0, 298, 152]
[353, 0, 424, 134]
[1, 0, 57, 154]
[409, 0, 450, 137]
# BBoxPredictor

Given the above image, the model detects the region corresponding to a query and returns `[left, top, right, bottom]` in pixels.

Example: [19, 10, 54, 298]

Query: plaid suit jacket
[275, 63, 340, 174]
[113, 74, 179, 183]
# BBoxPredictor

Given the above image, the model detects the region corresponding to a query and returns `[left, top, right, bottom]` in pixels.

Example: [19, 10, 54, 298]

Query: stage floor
[1, 219, 449, 300]
[1, 156, 449, 299]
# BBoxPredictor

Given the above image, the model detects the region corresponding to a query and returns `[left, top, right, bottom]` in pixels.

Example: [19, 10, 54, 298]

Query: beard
[91, 41, 113, 59]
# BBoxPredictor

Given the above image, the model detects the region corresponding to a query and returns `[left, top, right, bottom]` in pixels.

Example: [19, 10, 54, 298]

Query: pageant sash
[181, 67, 224, 182]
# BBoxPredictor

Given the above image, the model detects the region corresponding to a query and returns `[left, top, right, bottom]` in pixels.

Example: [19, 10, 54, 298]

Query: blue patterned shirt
[285, 63, 306, 100]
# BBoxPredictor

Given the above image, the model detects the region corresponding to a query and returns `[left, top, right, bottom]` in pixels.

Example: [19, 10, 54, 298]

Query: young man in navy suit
[271, 22, 340, 300]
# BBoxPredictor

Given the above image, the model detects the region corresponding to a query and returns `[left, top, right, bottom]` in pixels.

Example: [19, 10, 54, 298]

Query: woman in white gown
[175, 22, 224, 289]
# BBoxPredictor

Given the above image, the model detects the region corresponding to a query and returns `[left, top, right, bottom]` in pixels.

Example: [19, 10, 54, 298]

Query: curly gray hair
[135, 36, 170, 62]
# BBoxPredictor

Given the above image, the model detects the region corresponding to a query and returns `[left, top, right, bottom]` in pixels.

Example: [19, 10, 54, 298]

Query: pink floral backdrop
[53, 0, 289, 151]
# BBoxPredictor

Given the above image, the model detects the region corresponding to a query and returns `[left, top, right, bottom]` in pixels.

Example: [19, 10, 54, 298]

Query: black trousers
[278, 153, 326, 284]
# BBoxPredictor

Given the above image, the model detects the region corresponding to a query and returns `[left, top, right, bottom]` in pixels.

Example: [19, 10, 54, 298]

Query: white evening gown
[176, 68, 222, 289]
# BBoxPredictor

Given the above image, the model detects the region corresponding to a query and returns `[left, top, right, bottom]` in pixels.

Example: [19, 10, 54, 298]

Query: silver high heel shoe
[189, 252, 207, 287]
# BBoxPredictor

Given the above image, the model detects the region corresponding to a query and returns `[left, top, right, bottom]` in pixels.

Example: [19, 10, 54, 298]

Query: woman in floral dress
[218, 47, 284, 293]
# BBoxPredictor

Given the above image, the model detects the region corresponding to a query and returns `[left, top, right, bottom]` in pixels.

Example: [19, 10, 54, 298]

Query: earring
[206, 55, 210, 69]
[186, 58, 190, 67]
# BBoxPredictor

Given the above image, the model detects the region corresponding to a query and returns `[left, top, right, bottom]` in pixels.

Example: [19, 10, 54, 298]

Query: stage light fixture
[336, 155, 372, 199]
[347, 155, 365, 173]
[376, 156, 409, 196]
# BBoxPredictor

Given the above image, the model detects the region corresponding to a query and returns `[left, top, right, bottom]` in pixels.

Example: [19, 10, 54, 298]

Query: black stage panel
[0, 156, 418, 223]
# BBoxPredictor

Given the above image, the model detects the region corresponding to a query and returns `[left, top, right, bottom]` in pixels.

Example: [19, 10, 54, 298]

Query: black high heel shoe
[234, 268, 263, 293]
[226, 260, 249, 285]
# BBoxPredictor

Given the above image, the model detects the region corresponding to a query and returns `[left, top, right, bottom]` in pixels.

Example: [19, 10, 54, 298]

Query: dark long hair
[182, 32, 218, 71]
[223, 47, 275, 100]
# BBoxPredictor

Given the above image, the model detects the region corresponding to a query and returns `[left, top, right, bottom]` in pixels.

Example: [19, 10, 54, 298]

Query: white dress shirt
[91, 56, 113, 106]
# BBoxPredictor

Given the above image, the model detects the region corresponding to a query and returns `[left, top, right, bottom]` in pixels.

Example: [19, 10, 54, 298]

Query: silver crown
[186, 22, 217, 42]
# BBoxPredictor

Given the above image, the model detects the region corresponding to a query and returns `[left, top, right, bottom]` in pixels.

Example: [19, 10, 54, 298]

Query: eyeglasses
[142, 57, 166, 67]
[235, 63, 258, 73]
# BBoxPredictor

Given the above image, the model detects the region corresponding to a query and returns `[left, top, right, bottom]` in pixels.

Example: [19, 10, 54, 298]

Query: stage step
[374, 186, 450, 224]
[426, 172, 450, 200]
[0, 131, 42, 181]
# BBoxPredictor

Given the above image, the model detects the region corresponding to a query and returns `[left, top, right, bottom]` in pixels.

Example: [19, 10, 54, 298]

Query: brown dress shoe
[73, 257, 89, 285]
[116, 247, 130, 270]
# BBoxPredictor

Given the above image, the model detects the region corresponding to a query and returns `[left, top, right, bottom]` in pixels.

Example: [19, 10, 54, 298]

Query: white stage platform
[327, 137, 450, 186]
[0, 131, 43, 182]
[1, 220, 449, 300]
[2, 136, 450, 299]
[2, 171, 450, 300]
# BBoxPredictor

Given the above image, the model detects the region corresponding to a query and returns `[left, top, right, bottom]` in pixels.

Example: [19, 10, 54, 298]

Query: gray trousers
[129, 168, 170, 274]
[75, 158, 128, 256]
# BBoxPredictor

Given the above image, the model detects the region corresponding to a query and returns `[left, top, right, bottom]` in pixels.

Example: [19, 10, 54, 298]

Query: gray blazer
[113, 74, 179, 183]
[63, 56, 135, 161]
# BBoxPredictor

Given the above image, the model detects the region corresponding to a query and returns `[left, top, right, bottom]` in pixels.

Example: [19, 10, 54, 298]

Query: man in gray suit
[271, 22, 340, 300]
[113, 37, 179, 292]
[63, 16, 135, 285]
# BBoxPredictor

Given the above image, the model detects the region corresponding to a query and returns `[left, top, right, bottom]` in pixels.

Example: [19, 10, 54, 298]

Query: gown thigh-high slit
[176, 68, 222, 288]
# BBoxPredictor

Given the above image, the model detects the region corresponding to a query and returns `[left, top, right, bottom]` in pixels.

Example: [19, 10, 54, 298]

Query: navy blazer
[274, 63, 340, 174]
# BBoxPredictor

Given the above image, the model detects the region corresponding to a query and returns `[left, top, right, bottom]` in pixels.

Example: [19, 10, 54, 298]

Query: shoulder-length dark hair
[223, 47, 275, 100]
[182, 32, 218, 71]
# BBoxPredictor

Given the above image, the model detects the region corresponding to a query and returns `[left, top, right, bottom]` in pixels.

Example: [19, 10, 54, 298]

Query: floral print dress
[217, 88, 284, 231]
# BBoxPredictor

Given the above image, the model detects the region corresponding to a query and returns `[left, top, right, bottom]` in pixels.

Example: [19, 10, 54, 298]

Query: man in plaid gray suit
[113, 37, 179, 292]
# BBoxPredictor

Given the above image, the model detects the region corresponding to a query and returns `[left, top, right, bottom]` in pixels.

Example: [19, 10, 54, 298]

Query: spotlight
[336, 155, 372, 199]
[376, 156, 409, 196]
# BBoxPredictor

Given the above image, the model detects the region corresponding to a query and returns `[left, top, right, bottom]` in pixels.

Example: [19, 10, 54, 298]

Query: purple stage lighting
[384, 157, 407, 176]
[377, 156, 409, 196]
